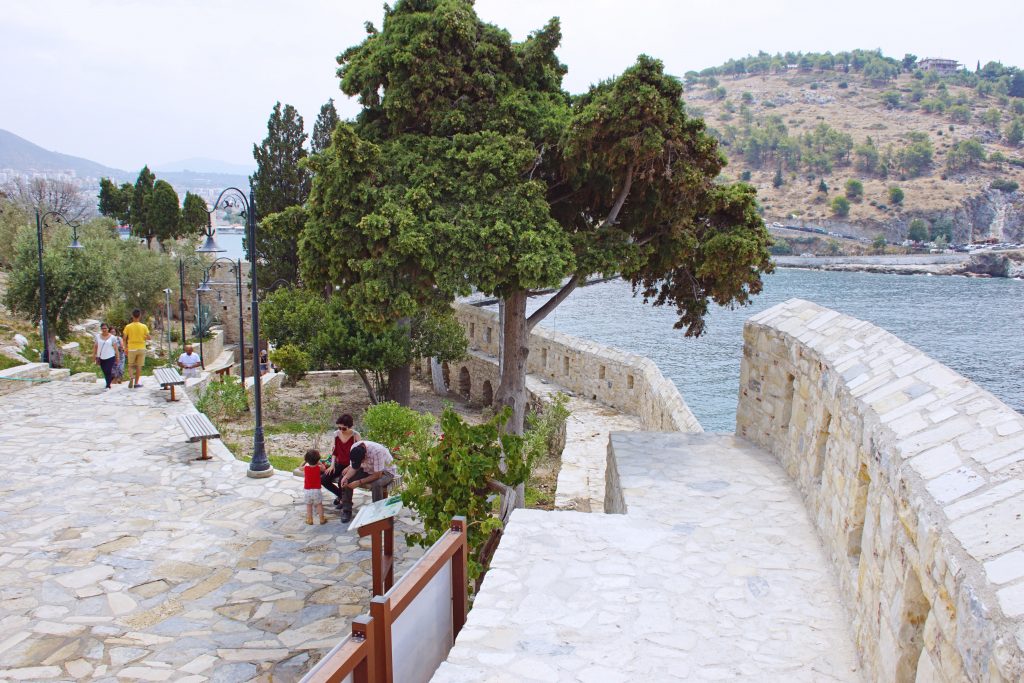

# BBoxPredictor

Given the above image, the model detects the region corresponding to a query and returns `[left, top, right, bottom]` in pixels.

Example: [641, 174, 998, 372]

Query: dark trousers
[99, 356, 116, 388]
[321, 467, 344, 500]
[340, 472, 394, 514]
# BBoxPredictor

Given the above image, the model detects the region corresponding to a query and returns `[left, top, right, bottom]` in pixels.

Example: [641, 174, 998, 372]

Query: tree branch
[527, 274, 580, 332]
[596, 161, 636, 230]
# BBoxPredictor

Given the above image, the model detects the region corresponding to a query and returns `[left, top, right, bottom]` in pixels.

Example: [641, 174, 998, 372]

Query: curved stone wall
[452, 304, 702, 432]
[737, 298, 1024, 682]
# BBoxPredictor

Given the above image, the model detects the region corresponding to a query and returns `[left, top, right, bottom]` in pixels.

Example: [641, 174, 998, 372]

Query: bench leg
[170, 385, 177, 402]
[196, 438, 212, 461]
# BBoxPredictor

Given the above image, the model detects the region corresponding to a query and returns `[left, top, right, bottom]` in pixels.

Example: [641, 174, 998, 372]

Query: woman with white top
[93, 323, 120, 389]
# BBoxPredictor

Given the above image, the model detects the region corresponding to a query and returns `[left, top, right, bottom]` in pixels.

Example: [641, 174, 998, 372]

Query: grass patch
[236, 451, 304, 473]
[0, 355, 24, 371]
[525, 485, 553, 509]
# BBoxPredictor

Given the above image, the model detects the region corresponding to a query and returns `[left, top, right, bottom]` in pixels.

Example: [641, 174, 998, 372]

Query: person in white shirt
[177, 344, 202, 378]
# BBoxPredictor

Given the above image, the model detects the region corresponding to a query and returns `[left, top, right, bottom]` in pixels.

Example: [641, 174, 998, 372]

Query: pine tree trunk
[430, 357, 447, 395]
[386, 363, 412, 406]
[494, 289, 529, 435]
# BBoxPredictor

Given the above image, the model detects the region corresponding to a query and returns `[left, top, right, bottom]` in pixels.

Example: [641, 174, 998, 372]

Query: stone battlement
[737, 298, 1024, 682]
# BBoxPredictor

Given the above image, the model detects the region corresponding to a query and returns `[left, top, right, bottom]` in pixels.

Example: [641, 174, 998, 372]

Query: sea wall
[736, 298, 1024, 682]
[451, 303, 701, 432]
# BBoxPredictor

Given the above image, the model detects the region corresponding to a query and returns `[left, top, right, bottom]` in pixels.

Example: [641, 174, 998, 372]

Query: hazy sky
[4, 0, 1022, 171]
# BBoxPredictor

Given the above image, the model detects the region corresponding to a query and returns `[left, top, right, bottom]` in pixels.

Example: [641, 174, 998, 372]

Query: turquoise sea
[531, 270, 1024, 432]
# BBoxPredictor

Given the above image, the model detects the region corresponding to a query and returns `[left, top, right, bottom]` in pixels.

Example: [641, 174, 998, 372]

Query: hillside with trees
[686, 50, 1024, 243]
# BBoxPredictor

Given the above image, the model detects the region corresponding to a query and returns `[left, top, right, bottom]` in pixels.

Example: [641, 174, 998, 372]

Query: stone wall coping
[745, 297, 1024, 679]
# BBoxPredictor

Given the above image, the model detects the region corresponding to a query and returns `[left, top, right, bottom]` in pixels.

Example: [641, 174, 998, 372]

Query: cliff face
[952, 190, 1024, 243]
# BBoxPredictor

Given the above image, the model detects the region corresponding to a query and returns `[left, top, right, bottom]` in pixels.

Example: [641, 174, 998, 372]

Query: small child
[303, 449, 328, 525]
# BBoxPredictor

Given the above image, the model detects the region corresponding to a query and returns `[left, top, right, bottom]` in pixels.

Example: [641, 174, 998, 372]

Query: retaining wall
[736, 298, 1024, 682]
[452, 304, 701, 432]
[0, 363, 54, 397]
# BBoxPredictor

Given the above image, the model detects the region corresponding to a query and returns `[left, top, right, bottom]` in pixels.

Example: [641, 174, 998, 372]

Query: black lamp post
[178, 219, 224, 358]
[208, 187, 271, 479]
[35, 210, 84, 366]
[197, 256, 246, 380]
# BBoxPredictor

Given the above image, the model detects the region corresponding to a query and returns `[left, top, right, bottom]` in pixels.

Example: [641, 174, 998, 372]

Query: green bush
[768, 239, 792, 255]
[191, 303, 216, 340]
[399, 407, 529, 589]
[362, 401, 436, 460]
[523, 393, 571, 465]
[908, 219, 929, 242]
[269, 344, 311, 385]
[844, 179, 864, 200]
[739, 170, 752, 181]
[195, 376, 248, 420]
[888, 186, 905, 204]
[831, 196, 851, 217]
[991, 179, 1020, 193]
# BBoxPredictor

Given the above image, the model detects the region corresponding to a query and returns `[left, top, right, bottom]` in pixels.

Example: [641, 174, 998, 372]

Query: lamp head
[196, 233, 224, 253]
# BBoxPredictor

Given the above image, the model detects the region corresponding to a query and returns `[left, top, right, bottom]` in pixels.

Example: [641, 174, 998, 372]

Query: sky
[3, 0, 1023, 172]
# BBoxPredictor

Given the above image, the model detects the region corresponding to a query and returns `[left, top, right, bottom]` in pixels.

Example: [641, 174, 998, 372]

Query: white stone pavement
[0, 379, 422, 682]
[433, 433, 861, 682]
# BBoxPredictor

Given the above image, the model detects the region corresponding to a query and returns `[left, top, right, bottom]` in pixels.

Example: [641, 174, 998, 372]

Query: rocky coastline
[775, 251, 1024, 278]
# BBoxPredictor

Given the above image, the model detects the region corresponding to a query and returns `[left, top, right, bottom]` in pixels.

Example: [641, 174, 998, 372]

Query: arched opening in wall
[469, 322, 475, 340]
[458, 367, 471, 399]
[846, 459, 871, 570]
[481, 380, 493, 406]
[895, 569, 930, 681]
[442, 362, 451, 390]
[780, 374, 795, 432]
[541, 348, 548, 370]
[562, 356, 570, 376]
[484, 327, 492, 344]
[812, 409, 832, 484]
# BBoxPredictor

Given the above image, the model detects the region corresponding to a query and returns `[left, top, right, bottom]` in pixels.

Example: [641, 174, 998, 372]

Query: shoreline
[774, 252, 1024, 278]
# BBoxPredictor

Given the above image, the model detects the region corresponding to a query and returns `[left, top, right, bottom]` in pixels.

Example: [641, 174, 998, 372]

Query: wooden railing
[302, 516, 468, 683]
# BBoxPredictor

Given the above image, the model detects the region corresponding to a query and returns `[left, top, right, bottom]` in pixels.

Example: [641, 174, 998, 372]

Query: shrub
[838, 81, 848, 89]
[831, 196, 850, 217]
[772, 168, 784, 188]
[872, 234, 888, 253]
[522, 393, 571, 465]
[769, 239, 793, 255]
[991, 179, 1020, 193]
[362, 401, 436, 460]
[888, 186, 905, 204]
[844, 179, 864, 200]
[739, 170, 752, 181]
[269, 344, 310, 386]
[908, 219, 929, 242]
[195, 376, 248, 420]
[191, 303, 216, 340]
[948, 105, 971, 123]
[400, 407, 530, 590]
[818, 179, 828, 193]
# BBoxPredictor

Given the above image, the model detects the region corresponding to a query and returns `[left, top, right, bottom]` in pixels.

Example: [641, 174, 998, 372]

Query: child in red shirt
[304, 449, 328, 525]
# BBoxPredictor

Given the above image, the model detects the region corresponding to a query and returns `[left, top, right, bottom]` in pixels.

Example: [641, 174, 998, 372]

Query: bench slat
[154, 368, 185, 387]
[176, 413, 220, 442]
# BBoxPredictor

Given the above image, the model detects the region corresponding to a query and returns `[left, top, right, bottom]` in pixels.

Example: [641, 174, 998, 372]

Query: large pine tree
[249, 102, 310, 285]
[311, 98, 340, 155]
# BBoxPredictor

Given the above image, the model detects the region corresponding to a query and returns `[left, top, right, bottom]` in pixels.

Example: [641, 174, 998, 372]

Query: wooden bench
[204, 360, 235, 381]
[177, 412, 221, 461]
[153, 367, 186, 401]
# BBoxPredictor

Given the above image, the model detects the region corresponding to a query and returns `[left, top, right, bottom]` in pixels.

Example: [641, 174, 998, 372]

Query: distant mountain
[156, 157, 253, 176]
[0, 128, 129, 181]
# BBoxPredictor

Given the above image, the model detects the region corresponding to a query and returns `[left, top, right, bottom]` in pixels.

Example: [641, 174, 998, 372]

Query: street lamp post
[195, 290, 205, 369]
[177, 217, 224, 363]
[178, 259, 187, 355]
[35, 210, 84, 366]
[197, 257, 246, 381]
[208, 187, 271, 479]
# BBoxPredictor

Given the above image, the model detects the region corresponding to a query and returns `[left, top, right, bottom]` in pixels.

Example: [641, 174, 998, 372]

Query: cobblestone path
[0, 380, 421, 682]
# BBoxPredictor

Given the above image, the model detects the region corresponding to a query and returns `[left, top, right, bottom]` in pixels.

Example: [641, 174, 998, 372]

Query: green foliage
[143, 180, 180, 245]
[888, 186, 904, 204]
[946, 138, 986, 172]
[739, 170, 751, 181]
[269, 343, 311, 385]
[948, 105, 971, 124]
[1006, 118, 1024, 147]
[191, 303, 216, 340]
[897, 132, 934, 177]
[825, 239, 841, 255]
[362, 401, 437, 460]
[181, 192, 210, 237]
[713, 86, 727, 100]
[881, 91, 901, 109]
[930, 216, 955, 241]
[768, 239, 792, 255]
[772, 168, 784, 188]
[0, 199, 28, 268]
[741, 92, 754, 104]
[844, 179, 864, 200]
[248, 102, 310, 285]
[4, 222, 114, 339]
[522, 393, 570, 465]
[195, 375, 248, 420]
[991, 179, 1020, 193]
[908, 219, 929, 242]
[854, 137, 880, 174]
[818, 179, 828, 193]
[399, 407, 528, 587]
[872, 234, 887, 252]
[311, 98, 340, 155]
[129, 166, 155, 239]
[831, 195, 850, 217]
[98, 178, 132, 225]
[981, 108, 1002, 129]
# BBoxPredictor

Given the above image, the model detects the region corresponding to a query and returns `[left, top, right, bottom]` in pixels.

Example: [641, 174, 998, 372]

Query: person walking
[93, 323, 120, 389]
[177, 344, 202, 379]
[122, 309, 150, 388]
[110, 326, 125, 384]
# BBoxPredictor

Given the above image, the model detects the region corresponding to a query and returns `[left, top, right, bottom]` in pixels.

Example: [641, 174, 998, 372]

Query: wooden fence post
[370, 595, 393, 683]
[450, 516, 468, 637]
[352, 615, 375, 683]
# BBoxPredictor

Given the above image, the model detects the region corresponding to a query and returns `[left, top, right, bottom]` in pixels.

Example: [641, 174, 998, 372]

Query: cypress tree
[311, 99, 341, 155]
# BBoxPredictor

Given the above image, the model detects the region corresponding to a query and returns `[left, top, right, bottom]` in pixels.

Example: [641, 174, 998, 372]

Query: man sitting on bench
[338, 440, 396, 524]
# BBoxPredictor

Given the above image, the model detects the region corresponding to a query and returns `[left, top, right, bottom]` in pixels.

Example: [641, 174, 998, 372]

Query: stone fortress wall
[736, 299, 1024, 682]
[442, 303, 702, 432]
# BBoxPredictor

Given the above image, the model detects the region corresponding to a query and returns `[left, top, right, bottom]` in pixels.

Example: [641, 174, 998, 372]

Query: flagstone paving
[0, 380, 423, 682]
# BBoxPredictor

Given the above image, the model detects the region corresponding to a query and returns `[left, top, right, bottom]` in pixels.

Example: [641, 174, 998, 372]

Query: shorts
[304, 488, 323, 505]
[127, 349, 146, 370]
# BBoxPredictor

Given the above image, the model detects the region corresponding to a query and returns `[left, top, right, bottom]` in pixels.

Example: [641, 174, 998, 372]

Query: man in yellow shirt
[122, 309, 150, 388]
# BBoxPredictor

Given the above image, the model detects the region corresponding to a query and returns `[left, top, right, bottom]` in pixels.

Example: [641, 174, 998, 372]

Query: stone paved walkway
[433, 433, 861, 682]
[0, 380, 421, 682]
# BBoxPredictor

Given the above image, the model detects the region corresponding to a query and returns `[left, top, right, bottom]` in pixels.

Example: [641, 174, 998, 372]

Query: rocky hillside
[687, 52, 1024, 243]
